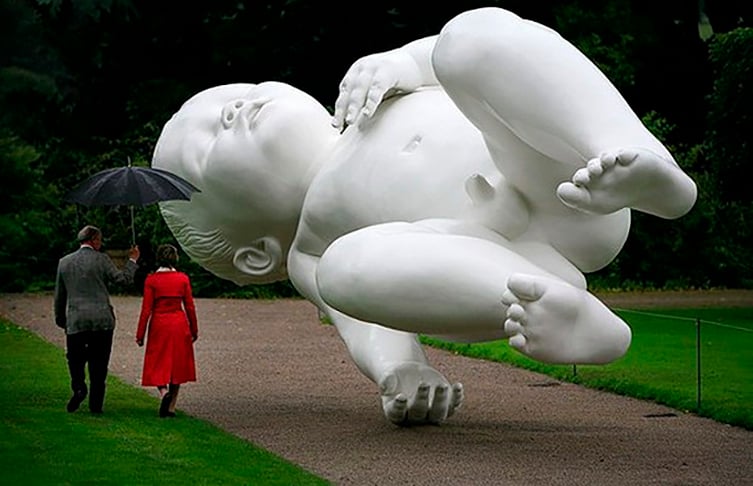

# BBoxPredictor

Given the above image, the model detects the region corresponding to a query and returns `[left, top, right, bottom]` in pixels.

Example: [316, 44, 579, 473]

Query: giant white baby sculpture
[152, 8, 697, 426]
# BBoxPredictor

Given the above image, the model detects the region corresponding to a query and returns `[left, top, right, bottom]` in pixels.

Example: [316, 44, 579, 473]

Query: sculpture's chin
[233, 236, 284, 278]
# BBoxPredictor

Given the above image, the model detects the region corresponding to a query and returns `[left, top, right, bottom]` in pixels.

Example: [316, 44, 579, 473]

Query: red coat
[136, 270, 198, 386]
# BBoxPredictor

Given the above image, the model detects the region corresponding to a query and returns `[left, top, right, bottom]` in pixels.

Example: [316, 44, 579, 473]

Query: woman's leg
[168, 384, 180, 414]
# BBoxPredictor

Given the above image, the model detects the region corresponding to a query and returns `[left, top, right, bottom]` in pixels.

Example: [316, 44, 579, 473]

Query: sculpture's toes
[557, 181, 592, 211]
[508, 332, 528, 352]
[586, 157, 606, 177]
[501, 289, 519, 306]
[505, 302, 529, 353]
[614, 148, 640, 166]
[507, 273, 545, 301]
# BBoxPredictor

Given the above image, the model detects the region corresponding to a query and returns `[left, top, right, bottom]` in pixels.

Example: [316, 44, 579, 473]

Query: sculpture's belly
[301, 89, 499, 253]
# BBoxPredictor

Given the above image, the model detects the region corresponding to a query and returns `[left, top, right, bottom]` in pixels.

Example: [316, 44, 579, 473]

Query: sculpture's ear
[233, 237, 284, 277]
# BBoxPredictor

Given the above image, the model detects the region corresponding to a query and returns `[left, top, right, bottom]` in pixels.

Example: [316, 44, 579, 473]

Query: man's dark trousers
[66, 330, 114, 413]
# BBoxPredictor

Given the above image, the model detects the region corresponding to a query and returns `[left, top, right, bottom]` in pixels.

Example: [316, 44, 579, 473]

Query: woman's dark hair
[155, 244, 179, 268]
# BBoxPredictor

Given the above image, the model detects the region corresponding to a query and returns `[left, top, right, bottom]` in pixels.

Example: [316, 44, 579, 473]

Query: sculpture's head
[152, 82, 337, 284]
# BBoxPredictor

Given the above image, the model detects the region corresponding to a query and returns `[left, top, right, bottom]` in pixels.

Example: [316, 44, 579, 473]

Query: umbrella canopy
[64, 166, 200, 207]
[64, 165, 201, 246]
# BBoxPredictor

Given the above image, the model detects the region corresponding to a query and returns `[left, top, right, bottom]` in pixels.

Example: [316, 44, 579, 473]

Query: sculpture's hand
[332, 50, 424, 131]
[379, 362, 464, 425]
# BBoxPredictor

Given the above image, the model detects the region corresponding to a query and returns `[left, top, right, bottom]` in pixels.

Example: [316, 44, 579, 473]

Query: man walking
[54, 225, 140, 414]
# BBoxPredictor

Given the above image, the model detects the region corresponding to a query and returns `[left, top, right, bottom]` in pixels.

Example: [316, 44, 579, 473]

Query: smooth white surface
[153, 7, 696, 425]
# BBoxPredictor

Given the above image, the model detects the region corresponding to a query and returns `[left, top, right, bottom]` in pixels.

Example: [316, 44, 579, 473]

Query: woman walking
[136, 244, 198, 417]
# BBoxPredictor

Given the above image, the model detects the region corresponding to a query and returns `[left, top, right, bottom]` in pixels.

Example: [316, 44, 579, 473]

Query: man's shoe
[66, 390, 87, 413]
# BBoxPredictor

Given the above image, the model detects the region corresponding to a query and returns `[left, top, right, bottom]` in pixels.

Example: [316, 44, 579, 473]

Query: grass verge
[0, 319, 329, 485]
[422, 307, 753, 430]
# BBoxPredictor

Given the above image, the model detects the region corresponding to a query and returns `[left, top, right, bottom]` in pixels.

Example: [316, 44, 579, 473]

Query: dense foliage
[1, 0, 751, 295]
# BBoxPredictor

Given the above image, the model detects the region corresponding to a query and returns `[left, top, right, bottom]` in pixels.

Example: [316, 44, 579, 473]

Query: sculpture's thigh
[316, 221, 556, 337]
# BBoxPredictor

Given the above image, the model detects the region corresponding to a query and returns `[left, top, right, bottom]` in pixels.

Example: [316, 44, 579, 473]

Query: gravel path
[2, 292, 753, 486]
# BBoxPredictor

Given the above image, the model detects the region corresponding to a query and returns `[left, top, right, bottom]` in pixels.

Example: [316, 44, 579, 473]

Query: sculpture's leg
[432, 7, 696, 219]
[316, 220, 630, 363]
[288, 246, 464, 424]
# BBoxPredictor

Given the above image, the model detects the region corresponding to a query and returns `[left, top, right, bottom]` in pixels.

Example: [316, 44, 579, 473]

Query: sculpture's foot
[556, 147, 697, 219]
[501, 273, 631, 364]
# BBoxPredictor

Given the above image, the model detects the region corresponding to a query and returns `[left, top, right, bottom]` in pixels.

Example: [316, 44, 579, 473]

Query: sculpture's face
[153, 82, 337, 284]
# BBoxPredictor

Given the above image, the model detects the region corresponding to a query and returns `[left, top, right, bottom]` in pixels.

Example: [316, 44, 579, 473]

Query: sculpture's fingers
[332, 94, 346, 130]
[427, 384, 449, 424]
[332, 71, 359, 129]
[344, 88, 367, 127]
[357, 83, 387, 128]
[406, 383, 431, 422]
[445, 383, 464, 418]
[385, 394, 408, 424]
[344, 69, 376, 126]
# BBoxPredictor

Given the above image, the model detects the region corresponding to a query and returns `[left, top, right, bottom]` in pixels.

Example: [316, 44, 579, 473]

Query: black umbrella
[64, 161, 201, 246]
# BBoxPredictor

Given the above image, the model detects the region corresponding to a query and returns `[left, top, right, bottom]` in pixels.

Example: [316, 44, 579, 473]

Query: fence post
[696, 318, 702, 412]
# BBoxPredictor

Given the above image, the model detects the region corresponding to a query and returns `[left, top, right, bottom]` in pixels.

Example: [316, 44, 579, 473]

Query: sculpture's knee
[433, 7, 558, 86]
[433, 8, 520, 83]
[316, 232, 373, 309]
[317, 223, 415, 311]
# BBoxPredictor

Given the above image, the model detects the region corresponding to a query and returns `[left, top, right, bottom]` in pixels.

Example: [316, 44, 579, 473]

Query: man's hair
[77, 225, 101, 243]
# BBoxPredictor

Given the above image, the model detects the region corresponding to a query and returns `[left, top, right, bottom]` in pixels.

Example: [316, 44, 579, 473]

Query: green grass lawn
[0, 319, 329, 486]
[423, 306, 753, 430]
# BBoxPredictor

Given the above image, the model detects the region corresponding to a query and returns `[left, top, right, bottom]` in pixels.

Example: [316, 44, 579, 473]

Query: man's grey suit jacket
[54, 246, 138, 335]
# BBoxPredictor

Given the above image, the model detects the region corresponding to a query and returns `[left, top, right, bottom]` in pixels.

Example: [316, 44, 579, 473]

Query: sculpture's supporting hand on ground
[379, 362, 464, 425]
[301, 281, 467, 426]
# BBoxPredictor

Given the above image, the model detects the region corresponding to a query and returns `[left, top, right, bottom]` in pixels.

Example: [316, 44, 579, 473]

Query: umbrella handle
[130, 206, 135, 247]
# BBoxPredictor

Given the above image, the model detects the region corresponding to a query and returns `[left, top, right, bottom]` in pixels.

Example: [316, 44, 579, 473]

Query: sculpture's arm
[288, 246, 463, 425]
[331, 307, 464, 425]
[332, 35, 439, 131]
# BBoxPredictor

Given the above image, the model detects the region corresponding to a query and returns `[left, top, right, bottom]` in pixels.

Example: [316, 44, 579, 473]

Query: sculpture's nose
[220, 99, 245, 129]
[221, 99, 266, 130]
